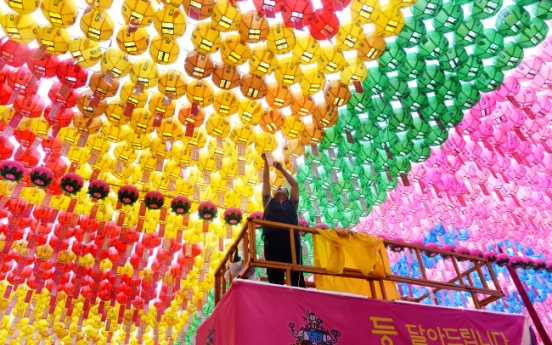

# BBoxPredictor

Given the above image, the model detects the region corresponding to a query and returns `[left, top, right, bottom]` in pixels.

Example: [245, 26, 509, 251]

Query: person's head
[273, 186, 289, 202]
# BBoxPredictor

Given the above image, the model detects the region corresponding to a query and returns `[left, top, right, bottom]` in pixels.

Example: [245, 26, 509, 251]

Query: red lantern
[0, 83, 14, 105]
[14, 129, 37, 148]
[309, 8, 340, 40]
[321, 0, 352, 11]
[253, 0, 284, 18]
[0, 63, 11, 84]
[282, 0, 315, 30]
[7, 67, 41, 96]
[27, 50, 60, 79]
[56, 59, 89, 89]
[14, 94, 46, 118]
[48, 82, 79, 108]
[0, 136, 14, 160]
[0, 39, 30, 67]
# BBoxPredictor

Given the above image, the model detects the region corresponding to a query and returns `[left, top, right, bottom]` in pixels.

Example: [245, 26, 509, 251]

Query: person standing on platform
[261, 153, 306, 288]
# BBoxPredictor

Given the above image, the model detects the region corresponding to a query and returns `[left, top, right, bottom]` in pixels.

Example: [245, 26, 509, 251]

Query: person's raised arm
[262, 153, 271, 198]
[274, 161, 299, 202]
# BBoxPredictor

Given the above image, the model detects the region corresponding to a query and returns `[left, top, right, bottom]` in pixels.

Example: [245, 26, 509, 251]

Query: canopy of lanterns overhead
[0, 0, 425, 343]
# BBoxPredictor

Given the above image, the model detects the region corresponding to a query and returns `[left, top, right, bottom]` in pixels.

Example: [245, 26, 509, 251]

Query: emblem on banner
[206, 326, 214, 345]
[288, 309, 341, 345]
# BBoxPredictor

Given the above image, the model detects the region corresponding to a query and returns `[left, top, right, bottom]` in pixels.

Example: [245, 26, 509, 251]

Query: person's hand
[261, 153, 268, 162]
[273, 161, 283, 171]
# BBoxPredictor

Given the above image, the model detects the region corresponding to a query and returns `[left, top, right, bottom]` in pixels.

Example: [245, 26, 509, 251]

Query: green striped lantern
[454, 16, 484, 47]
[474, 28, 504, 59]
[378, 43, 407, 72]
[495, 5, 531, 37]
[384, 77, 411, 101]
[396, 17, 427, 48]
[346, 91, 372, 114]
[470, 0, 503, 20]
[362, 67, 389, 98]
[409, 140, 431, 163]
[493, 41, 524, 70]
[417, 64, 446, 93]
[389, 132, 414, 156]
[399, 53, 427, 81]
[456, 55, 484, 82]
[433, 2, 464, 33]
[355, 118, 381, 142]
[407, 117, 431, 141]
[531, 1, 552, 20]
[412, 0, 443, 20]
[454, 83, 481, 110]
[387, 108, 413, 133]
[368, 98, 395, 122]
[418, 30, 449, 60]
[439, 45, 469, 72]
[474, 66, 505, 92]
[319, 127, 343, 151]
[424, 123, 449, 146]
[401, 88, 429, 112]
[515, 17, 549, 49]
[436, 74, 462, 100]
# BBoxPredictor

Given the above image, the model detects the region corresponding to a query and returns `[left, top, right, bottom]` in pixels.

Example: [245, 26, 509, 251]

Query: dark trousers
[263, 231, 306, 288]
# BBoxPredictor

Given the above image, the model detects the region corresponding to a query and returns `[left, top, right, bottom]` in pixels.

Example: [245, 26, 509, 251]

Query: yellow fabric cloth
[313, 230, 400, 300]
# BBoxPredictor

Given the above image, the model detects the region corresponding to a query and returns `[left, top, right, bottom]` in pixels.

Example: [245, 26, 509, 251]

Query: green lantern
[399, 53, 427, 81]
[456, 55, 484, 82]
[531, 1, 552, 20]
[474, 28, 504, 59]
[384, 77, 410, 101]
[412, 0, 443, 20]
[474, 66, 505, 92]
[418, 30, 449, 60]
[436, 74, 462, 100]
[355, 119, 381, 142]
[421, 97, 447, 122]
[470, 0, 503, 20]
[374, 149, 396, 173]
[337, 139, 359, 159]
[336, 109, 361, 134]
[454, 16, 484, 47]
[319, 127, 344, 152]
[433, 3, 464, 33]
[515, 17, 549, 49]
[440, 106, 464, 128]
[409, 140, 431, 163]
[356, 140, 379, 165]
[377, 170, 398, 192]
[401, 87, 429, 112]
[407, 117, 431, 141]
[332, 174, 356, 206]
[493, 41, 524, 70]
[389, 132, 414, 156]
[346, 91, 372, 115]
[438, 46, 469, 72]
[424, 123, 449, 146]
[514, 0, 537, 6]
[389, 156, 412, 185]
[297, 163, 315, 183]
[388, 108, 413, 132]
[454, 0, 475, 5]
[453, 83, 481, 110]
[368, 98, 395, 122]
[396, 17, 427, 48]
[378, 43, 407, 72]
[323, 207, 340, 227]
[363, 183, 387, 206]
[373, 127, 397, 159]
[417, 64, 445, 93]
[321, 154, 344, 183]
[341, 162, 370, 191]
[495, 5, 530, 37]
[362, 67, 390, 98]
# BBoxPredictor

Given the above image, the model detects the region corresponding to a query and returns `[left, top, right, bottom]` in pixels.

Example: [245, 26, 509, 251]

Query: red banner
[197, 280, 528, 345]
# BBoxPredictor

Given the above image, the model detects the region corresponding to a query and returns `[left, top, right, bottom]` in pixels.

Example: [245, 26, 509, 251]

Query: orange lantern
[77, 90, 107, 117]
[323, 80, 351, 107]
[312, 102, 339, 128]
[265, 83, 293, 109]
[301, 122, 325, 145]
[183, 0, 215, 21]
[184, 51, 214, 80]
[88, 71, 120, 98]
[185, 79, 215, 107]
[357, 33, 386, 61]
[158, 68, 187, 100]
[239, 73, 267, 100]
[238, 10, 269, 43]
[259, 108, 284, 133]
[178, 102, 206, 136]
[291, 93, 316, 116]
[211, 62, 240, 90]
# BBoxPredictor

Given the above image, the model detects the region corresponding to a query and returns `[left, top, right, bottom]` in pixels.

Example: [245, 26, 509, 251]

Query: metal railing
[214, 219, 504, 309]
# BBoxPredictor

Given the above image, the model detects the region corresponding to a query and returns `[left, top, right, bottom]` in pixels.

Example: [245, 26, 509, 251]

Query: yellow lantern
[265, 83, 293, 109]
[211, 0, 241, 32]
[248, 45, 278, 76]
[206, 113, 231, 138]
[254, 131, 278, 155]
[291, 33, 321, 65]
[100, 49, 132, 81]
[158, 68, 187, 99]
[184, 50, 214, 79]
[130, 108, 156, 134]
[229, 122, 256, 153]
[357, 33, 386, 61]
[34, 25, 71, 55]
[0, 12, 36, 44]
[340, 57, 368, 85]
[154, 5, 187, 39]
[220, 35, 250, 66]
[291, 93, 316, 116]
[130, 58, 160, 89]
[213, 90, 239, 116]
[237, 99, 263, 125]
[120, 80, 149, 108]
[312, 102, 338, 128]
[350, 0, 381, 25]
[238, 10, 269, 43]
[300, 67, 326, 96]
[375, 5, 405, 38]
[89, 71, 120, 97]
[41, 0, 78, 28]
[212, 62, 240, 90]
[301, 122, 325, 145]
[80, 9, 114, 42]
[121, 0, 156, 28]
[336, 22, 365, 51]
[317, 46, 348, 74]
[239, 73, 268, 101]
[5, 0, 39, 15]
[324, 80, 351, 107]
[68, 37, 102, 68]
[191, 21, 221, 55]
[116, 25, 150, 55]
[282, 138, 304, 158]
[266, 22, 295, 55]
[182, 0, 214, 21]
[389, 0, 417, 8]
[274, 57, 303, 86]
[185, 79, 215, 107]
[104, 99, 130, 125]
[149, 35, 180, 65]
[148, 91, 177, 119]
[259, 108, 284, 134]
[156, 117, 183, 145]
[90, 0, 114, 10]
[281, 115, 305, 140]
